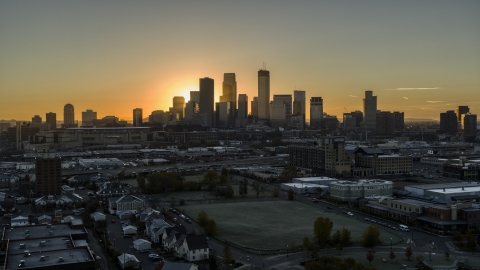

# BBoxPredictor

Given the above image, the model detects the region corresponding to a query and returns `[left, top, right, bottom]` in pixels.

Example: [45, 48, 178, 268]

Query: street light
[390, 238, 393, 250]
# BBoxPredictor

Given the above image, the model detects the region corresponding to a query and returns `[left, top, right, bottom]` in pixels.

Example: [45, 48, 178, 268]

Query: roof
[118, 253, 140, 264]
[123, 225, 137, 231]
[133, 239, 151, 245]
[38, 215, 52, 220]
[162, 262, 197, 270]
[90, 212, 106, 218]
[416, 216, 468, 225]
[185, 235, 209, 250]
[116, 194, 143, 203]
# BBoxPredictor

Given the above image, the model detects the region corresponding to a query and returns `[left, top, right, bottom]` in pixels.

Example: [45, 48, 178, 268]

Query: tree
[313, 217, 333, 247]
[1, 199, 15, 212]
[362, 225, 380, 247]
[239, 178, 248, 198]
[331, 230, 341, 245]
[224, 185, 234, 199]
[198, 211, 209, 227]
[136, 176, 146, 190]
[445, 251, 449, 261]
[405, 246, 413, 261]
[252, 181, 266, 197]
[316, 187, 323, 195]
[280, 166, 298, 182]
[222, 243, 233, 264]
[203, 170, 218, 184]
[302, 236, 311, 251]
[415, 254, 424, 263]
[466, 235, 476, 251]
[288, 189, 294, 200]
[366, 250, 375, 265]
[221, 168, 229, 177]
[341, 227, 351, 246]
[118, 171, 125, 180]
[452, 231, 463, 243]
[205, 219, 217, 236]
[219, 175, 228, 185]
[336, 243, 343, 254]
[389, 250, 396, 263]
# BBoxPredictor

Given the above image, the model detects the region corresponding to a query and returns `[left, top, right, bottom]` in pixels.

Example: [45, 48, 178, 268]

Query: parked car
[327, 206, 333, 210]
[347, 212, 353, 216]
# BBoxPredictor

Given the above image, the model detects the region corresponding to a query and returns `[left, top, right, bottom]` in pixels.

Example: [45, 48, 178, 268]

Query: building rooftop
[428, 186, 480, 194]
[5, 246, 93, 269]
[2, 224, 87, 241]
[8, 237, 75, 255]
[406, 182, 480, 190]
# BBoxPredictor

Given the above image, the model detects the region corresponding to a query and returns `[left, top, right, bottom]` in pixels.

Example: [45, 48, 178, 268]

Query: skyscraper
[46, 112, 56, 130]
[440, 110, 458, 134]
[35, 153, 62, 195]
[82, 109, 97, 126]
[293, 90, 306, 126]
[199, 77, 215, 127]
[269, 100, 286, 128]
[257, 69, 270, 120]
[463, 113, 477, 137]
[215, 102, 231, 128]
[173, 96, 185, 120]
[363, 91, 377, 130]
[63, 104, 75, 126]
[310, 97, 323, 128]
[251, 97, 258, 118]
[273, 95, 292, 119]
[457, 106, 469, 122]
[133, 108, 143, 127]
[32, 115, 42, 124]
[221, 73, 237, 110]
[190, 91, 200, 104]
[184, 100, 199, 121]
[237, 94, 248, 119]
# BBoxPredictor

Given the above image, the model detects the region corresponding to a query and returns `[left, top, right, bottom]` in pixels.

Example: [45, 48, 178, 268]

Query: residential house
[162, 226, 187, 252]
[90, 212, 106, 222]
[176, 235, 210, 262]
[108, 194, 144, 214]
[133, 239, 151, 251]
[118, 253, 140, 269]
[123, 225, 137, 235]
[146, 218, 171, 243]
[36, 215, 52, 224]
[97, 182, 128, 204]
[11, 215, 29, 226]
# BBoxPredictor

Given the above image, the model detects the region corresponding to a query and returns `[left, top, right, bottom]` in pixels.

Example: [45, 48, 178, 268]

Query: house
[162, 226, 187, 251]
[37, 214, 52, 224]
[90, 212, 106, 222]
[34, 194, 82, 208]
[133, 238, 151, 251]
[145, 218, 171, 243]
[11, 215, 29, 226]
[179, 235, 210, 262]
[139, 209, 163, 222]
[162, 262, 199, 270]
[97, 182, 128, 204]
[118, 253, 140, 269]
[122, 225, 137, 235]
[108, 194, 144, 214]
[117, 210, 134, 219]
[62, 215, 75, 223]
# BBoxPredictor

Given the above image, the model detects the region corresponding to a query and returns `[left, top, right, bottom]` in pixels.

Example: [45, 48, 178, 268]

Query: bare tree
[252, 181, 266, 197]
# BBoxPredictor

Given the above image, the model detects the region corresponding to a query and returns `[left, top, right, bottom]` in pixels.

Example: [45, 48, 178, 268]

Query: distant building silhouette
[221, 73, 237, 123]
[269, 100, 287, 128]
[32, 115, 42, 124]
[363, 91, 377, 130]
[63, 104, 76, 128]
[216, 102, 231, 128]
[273, 94, 292, 120]
[190, 91, 200, 103]
[46, 112, 56, 130]
[199, 77, 215, 127]
[463, 113, 477, 137]
[82, 109, 97, 126]
[184, 101, 199, 122]
[251, 97, 258, 119]
[133, 108, 143, 127]
[293, 90, 306, 129]
[257, 69, 270, 120]
[172, 96, 185, 120]
[237, 94, 248, 119]
[310, 97, 323, 128]
[440, 110, 458, 134]
[457, 106, 469, 122]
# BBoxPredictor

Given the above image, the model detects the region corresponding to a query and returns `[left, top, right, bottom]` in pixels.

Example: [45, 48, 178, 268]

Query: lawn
[177, 201, 401, 250]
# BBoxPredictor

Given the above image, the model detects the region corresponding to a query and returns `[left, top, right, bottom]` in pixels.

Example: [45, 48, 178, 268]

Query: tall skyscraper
[293, 90, 306, 121]
[269, 100, 287, 128]
[251, 97, 258, 118]
[257, 69, 270, 120]
[363, 91, 377, 130]
[82, 109, 97, 126]
[221, 73, 237, 110]
[273, 95, 292, 119]
[440, 110, 458, 134]
[35, 153, 62, 195]
[184, 100, 199, 121]
[133, 108, 143, 127]
[173, 96, 185, 120]
[32, 115, 42, 124]
[215, 102, 231, 128]
[46, 112, 56, 130]
[310, 97, 323, 128]
[190, 91, 200, 104]
[457, 106, 469, 122]
[376, 111, 395, 135]
[63, 104, 75, 125]
[199, 77, 215, 127]
[463, 113, 477, 137]
[237, 94, 248, 119]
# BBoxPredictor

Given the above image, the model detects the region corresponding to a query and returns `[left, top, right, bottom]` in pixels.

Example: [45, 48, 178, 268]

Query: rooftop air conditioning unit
[58, 257, 64, 262]
[19, 244, 26, 249]
[19, 260, 25, 267]
[40, 256, 45, 261]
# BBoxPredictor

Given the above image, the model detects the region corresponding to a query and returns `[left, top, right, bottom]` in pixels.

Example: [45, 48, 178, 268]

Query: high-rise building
[343, 111, 363, 128]
[463, 113, 477, 137]
[393, 111, 404, 131]
[237, 94, 248, 119]
[184, 101, 199, 121]
[440, 110, 458, 134]
[310, 97, 323, 128]
[32, 115, 42, 124]
[363, 91, 377, 130]
[133, 108, 143, 127]
[457, 106, 469, 122]
[149, 110, 171, 125]
[35, 153, 62, 195]
[257, 69, 270, 120]
[376, 111, 395, 135]
[215, 102, 231, 128]
[46, 112, 56, 130]
[63, 104, 75, 126]
[251, 97, 258, 118]
[269, 100, 287, 128]
[293, 90, 306, 115]
[190, 91, 200, 103]
[221, 73, 237, 110]
[82, 109, 97, 126]
[273, 95, 292, 119]
[173, 96, 185, 120]
[199, 77, 215, 127]
[343, 114, 357, 132]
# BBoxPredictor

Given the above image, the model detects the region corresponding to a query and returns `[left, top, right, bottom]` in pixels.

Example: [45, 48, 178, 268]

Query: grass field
[177, 201, 401, 250]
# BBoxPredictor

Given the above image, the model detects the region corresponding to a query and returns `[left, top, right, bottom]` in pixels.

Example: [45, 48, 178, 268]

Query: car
[305, 194, 310, 197]
[179, 214, 186, 219]
[139, 249, 150, 253]
[312, 199, 319, 202]
[347, 212, 353, 216]
[152, 257, 163, 262]
[111, 219, 115, 223]
[364, 218, 370, 221]
[123, 235, 132, 238]
[148, 254, 159, 259]
[186, 219, 192, 224]
[327, 206, 333, 210]
[95, 255, 101, 260]
[341, 211, 347, 214]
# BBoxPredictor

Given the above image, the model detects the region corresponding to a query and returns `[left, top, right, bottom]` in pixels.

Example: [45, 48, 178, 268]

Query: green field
[177, 201, 402, 250]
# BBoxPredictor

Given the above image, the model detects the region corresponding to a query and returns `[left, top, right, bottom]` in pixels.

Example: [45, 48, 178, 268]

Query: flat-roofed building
[356, 154, 412, 175]
[35, 153, 62, 195]
[330, 179, 393, 202]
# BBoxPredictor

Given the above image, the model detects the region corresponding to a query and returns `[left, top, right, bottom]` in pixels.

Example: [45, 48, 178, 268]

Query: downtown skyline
[1, 0, 479, 121]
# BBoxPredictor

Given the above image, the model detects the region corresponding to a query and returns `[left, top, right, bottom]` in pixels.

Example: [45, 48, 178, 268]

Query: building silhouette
[35, 153, 62, 195]
[440, 110, 458, 134]
[221, 73, 237, 116]
[251, 97, 258, 119]
[32, 115, 42, 124]
[269, 100, 287, 128]
[63, 104, 75, 127]
[463, 113, 477, 137]
[257, 69, 270, 120]
[237, 94, 248, 119]
[190, 91, 200, 103]
[363, 91, 377, 130]
[310, 97, 323, 128]
[293, 90, 306, 129]
[457, 106, 469, 122]
[82, 109, 97, 126]
[273, 94, 292, 119]
[133, 108, 143, 127]
[199, 77, 215, 127]
[46, 112, 56, 130]
[172, 96, 185, 120]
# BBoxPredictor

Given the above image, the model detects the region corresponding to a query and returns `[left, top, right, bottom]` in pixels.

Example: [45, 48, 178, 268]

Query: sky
[1, 0, 479, 121]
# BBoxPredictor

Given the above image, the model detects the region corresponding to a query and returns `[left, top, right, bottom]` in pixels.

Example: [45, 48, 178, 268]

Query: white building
[123, 225, 137, 235]
[11, 215, 29, 226]
[330, 179, 393, 202]
[281, 183, 329, 194]
[292, 177, 338, 186]
[109, 194, 144, 215]
[118, 253, 140, 269]
[133, 238, 151, 251]
[90, 212, 106, 222]
[178, 235, 210, 262]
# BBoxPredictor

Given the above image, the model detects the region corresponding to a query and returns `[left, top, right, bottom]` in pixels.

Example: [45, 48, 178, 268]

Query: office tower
[269, 100, 286, 128]
[184, 100, 199, 121]
[149, 110, 171, 125]
[376, 111, 395, 135]
[221, 73, 237, 110]
[133, 108, 143, 127]
[173, 96, 185, 120]
[251, 97, 258, 118]
[457, 106, 469, 122]
[190, 91, 200, 103]
[216, 102, 231, 128]
[82, 109, 97, 126]
[63, 104, 75, 125]
[343, 114, 357, 132]
[440, 110, 458, 134]
[273, 95, 292, 119]
[199, 77, 214, 127]
[32, 115, 42, 124]
[237, 94, 248, 119]
[35, 153, 62, 195]
[310, 97, 323, 128]
[46, 112, 56, 130]
[257, 69, 270, 120]
[363, 90, 377, 129]
[463, 113, 477, 137]
[293, 90, 306, 127]
[393, 111, 404, 131]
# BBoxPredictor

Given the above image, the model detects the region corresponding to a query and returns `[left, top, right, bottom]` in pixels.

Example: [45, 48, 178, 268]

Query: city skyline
[1, 1, 479, 120]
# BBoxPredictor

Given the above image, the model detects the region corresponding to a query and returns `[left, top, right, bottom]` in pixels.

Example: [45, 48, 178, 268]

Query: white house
[11, 215, 29, 226]
[145, 218, 171, 243]
[118, 253, 140, 269]
[90, 212, 106, 222]
[109, 194, 144, 214]
[37, 215, 52, 224]
[162, 226, 187, 252]
[133, 239, 151, 251]
[180, 235, 210, 262]
[162, 262, 199, 270]
[122, 225, 137, 235]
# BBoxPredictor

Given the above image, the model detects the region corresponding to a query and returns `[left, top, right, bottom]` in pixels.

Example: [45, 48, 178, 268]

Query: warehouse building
[330, 179, 393, 202]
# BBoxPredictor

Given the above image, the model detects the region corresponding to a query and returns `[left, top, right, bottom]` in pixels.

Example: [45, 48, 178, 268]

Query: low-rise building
[118, 253, 140, 269]
[96, 182, 128, 204]
[108, 194, 144, 214]
[90, 212, 106, 222]
[330, 179, 393, 202]
[133, 239, 151, 251]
